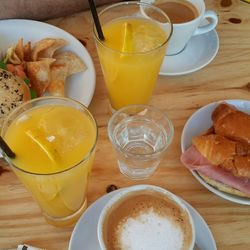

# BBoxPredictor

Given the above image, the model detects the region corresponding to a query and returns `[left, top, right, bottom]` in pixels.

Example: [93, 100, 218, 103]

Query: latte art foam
[117, 208, 184, 250]
[102, 190, 193, 250]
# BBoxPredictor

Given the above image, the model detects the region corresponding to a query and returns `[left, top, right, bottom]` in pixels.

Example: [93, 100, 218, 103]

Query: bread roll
[212, 103, 250, 144]
[192, 134, 250, 178]
[199, 173, 250, 198]
[0, 68, 30, 127]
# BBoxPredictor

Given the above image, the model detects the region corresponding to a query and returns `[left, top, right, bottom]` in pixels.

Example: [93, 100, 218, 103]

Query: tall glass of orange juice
[93, 1, 172, 111]
[1, 97, 97, 227]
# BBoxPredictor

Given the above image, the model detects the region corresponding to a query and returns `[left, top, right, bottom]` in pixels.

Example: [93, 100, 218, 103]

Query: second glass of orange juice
[1, 97, 97, 227]
[93, 1, 172, 111]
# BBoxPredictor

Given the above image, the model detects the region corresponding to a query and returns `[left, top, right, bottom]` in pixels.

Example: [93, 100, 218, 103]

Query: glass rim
[93, 1, 173, 56]
[1, 96, 98, 176]
[107, 104, 174, 158]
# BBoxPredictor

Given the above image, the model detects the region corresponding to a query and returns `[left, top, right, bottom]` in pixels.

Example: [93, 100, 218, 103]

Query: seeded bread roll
[0, 68, 30, 127]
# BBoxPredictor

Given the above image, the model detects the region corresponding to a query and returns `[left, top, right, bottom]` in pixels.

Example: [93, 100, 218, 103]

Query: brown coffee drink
[156, 0, 199, 24]
[102, 189, 194, 250]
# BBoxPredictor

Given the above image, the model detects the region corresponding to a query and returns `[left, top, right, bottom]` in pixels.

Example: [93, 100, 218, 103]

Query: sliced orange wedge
[121, 22, 133, 53]
[26, 129, 60, 164]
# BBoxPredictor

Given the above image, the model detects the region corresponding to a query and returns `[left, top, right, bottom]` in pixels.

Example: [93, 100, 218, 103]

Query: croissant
[212, 103, 250, 144]
[192, 134, 250, 178]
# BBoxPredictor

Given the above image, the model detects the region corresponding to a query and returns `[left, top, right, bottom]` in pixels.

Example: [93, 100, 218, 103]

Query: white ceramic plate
[181, 99, 250, 205]
[0, 19, 96, 107]
[69, 189, 216, 250]
[160, 29, 219, 76]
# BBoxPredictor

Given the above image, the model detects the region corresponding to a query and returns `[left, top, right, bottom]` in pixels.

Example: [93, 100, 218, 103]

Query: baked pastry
[193, 134, 250, 178]
[212, 103, 250, 144]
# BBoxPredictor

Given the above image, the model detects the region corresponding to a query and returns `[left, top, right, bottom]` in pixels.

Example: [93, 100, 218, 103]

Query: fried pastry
[27, 58, 55, 96]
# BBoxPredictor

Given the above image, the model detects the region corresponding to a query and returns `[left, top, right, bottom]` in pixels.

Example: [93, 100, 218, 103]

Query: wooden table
[1, 0, 250, 249]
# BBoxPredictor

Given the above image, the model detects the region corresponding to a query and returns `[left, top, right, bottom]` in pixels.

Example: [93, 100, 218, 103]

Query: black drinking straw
[0, 136, 16, 158]
[88, 0, 105, 41]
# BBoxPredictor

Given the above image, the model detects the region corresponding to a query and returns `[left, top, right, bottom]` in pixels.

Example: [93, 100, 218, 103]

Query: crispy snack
[15, 38, 24, 61]
[23, 41, 32, 61]
[27, 58, 55, 96]
[5, 37, 87, 98]
[31, 38, 68, 61]
[7, 46, 22, 64]
[53, 51, 87, 75]
[47, 51, 87, 96]
[47, 64, 68, 96]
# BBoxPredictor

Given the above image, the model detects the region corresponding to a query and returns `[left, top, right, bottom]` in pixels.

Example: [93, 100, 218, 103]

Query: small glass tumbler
[108, 104, 174, 179]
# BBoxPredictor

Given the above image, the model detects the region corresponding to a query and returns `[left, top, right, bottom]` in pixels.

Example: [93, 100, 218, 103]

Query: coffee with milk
[156, 0, 199, 24]
[142, 0, 218, 55]
[99, 188, 194, 250]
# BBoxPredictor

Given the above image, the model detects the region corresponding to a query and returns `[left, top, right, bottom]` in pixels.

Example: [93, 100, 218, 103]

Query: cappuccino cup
[97, 185, 195, 250]
[142, 0, 218, 55]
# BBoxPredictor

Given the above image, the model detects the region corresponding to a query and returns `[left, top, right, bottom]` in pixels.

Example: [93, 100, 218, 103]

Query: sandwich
[181, 103, 250, 198]
[0, 68, 31, 127]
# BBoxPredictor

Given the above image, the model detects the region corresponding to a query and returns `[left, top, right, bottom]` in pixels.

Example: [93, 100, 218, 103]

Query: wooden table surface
[1, 0, 250, 249]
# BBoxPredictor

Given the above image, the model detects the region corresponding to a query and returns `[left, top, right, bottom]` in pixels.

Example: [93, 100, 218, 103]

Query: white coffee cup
[142, 0, 218, 55]
[97, 185, 195, 250]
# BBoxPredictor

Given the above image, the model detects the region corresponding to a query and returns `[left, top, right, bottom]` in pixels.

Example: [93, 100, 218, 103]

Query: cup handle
[193, 10, 218, 36]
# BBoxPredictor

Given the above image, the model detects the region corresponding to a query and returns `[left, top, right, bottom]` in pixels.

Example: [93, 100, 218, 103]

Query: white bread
[0, 68, 30, 127]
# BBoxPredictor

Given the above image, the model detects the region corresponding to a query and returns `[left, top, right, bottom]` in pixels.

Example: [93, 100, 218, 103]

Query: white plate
[69, 189, 216, 250]
[160, 29, 219, 76]
[181, 99, 250, 205]
[0, 19, 96, 107]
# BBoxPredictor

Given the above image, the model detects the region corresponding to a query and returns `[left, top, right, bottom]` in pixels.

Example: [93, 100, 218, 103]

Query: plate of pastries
[181, 99, 250, 205]
[0, 19, 96, 127]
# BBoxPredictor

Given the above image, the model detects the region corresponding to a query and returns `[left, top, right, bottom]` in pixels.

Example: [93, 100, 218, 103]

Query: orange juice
[95, 17, 169, 110]
[3, 100, 97, 226]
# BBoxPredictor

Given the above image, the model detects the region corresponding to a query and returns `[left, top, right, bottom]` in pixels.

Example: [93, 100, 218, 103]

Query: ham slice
[181, 146, 250, 195]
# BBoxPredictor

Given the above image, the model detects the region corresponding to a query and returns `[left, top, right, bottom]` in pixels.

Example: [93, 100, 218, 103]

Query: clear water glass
[108, 105, 174, 180]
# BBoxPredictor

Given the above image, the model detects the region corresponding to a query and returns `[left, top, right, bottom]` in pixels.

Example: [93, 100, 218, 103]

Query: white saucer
[160, 29, 219, 76]
[181, 99, 250, 205]
[69, 189, 217, 250]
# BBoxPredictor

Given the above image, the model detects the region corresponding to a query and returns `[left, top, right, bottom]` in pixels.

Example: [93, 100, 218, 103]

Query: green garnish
[30, 88, 37, 99]
[24, 78, 30, 85]
[24, 78, 36, 99]
[0, 60, 7, 69]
